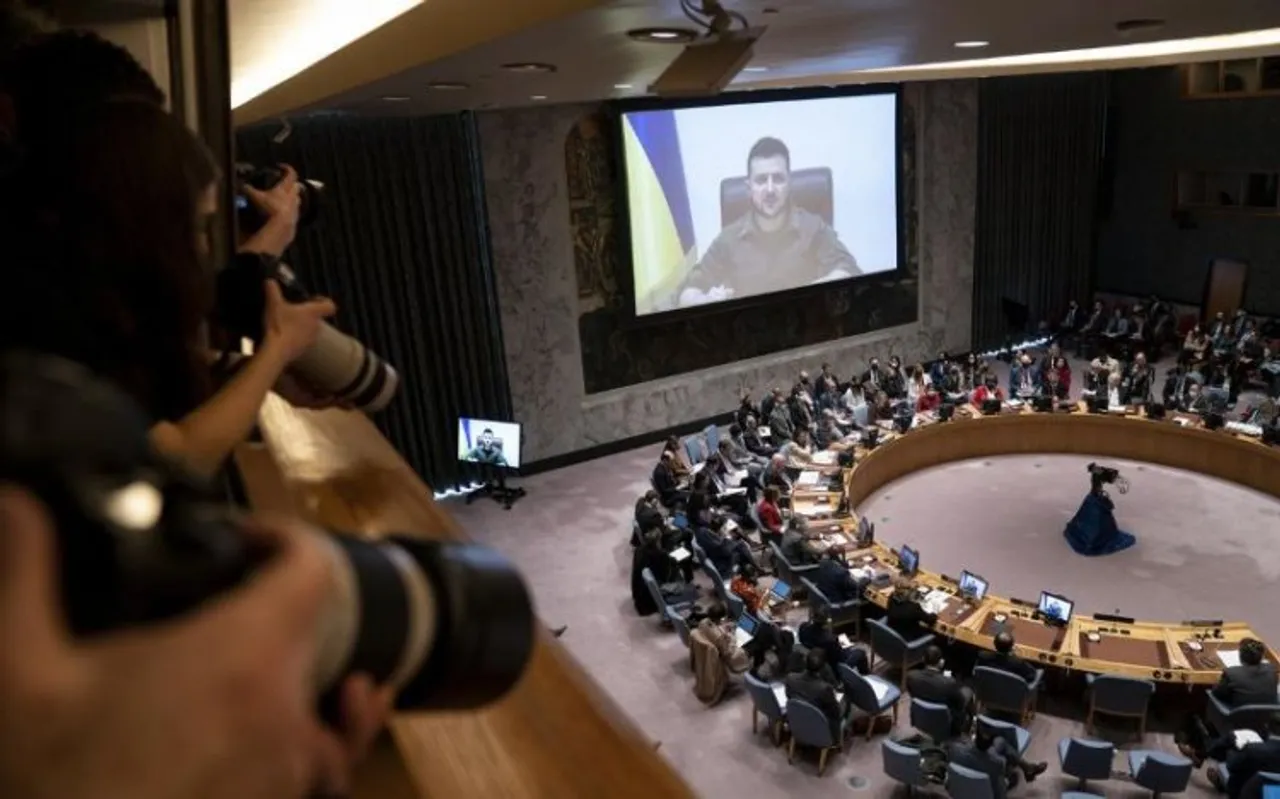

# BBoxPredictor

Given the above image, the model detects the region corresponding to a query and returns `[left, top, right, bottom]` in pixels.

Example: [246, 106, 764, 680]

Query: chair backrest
[744, 672, 784, 722]
[799, 576, 831, 610]
[837, 663, 879, 712]
[973, 666, 1031, 710]
[1227, 703, 1280, 734]
[1090, 674, 1155, 715]
[641, 568, 667, 616]
[1061, 738, 1114, 781]
[868, 617, 908, 661]
[1133, 751, 1193, 792]
[689, 539, 707, 564]
[882, 739, 925, 788]
[947, 761, 998, 799]
[683, 436, 705, 465]
[720, 167, 833, 228]
[704, 424, 721, 453]
[1242, 770, 1280, 795]
[785, 698, 836, 747]
[974, 716, 1023, 754]
[726, 592, 745, 621]
[701, 560, 729, 602]
[909, 697, 952, 742]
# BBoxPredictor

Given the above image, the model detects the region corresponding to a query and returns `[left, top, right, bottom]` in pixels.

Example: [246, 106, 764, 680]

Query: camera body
[0, 353, 533, 712]
[234, 162, 324, 233]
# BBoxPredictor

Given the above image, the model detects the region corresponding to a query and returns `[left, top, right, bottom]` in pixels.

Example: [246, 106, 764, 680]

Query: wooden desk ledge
[239, 396, 693, 799]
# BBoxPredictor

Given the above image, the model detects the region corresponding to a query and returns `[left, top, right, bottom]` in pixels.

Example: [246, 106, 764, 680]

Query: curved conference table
[789, 405, 1280, 687]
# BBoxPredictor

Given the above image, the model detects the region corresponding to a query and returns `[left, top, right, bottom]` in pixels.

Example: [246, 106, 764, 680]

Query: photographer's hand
[239, 164, 303, 259]
[262, 279, 338, 364]
[0, 488, 393, 799]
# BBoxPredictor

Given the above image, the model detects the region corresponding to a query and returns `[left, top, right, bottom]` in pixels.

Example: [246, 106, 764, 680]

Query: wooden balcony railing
[236, 396, 694, 799]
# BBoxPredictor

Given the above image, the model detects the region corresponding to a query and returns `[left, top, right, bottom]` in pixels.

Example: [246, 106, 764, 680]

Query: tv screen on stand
[457, 418, 523, 470]
[619, 88, 902, 317]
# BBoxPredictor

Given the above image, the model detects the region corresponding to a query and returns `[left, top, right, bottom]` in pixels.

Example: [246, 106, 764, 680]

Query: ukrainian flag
[623, 110, 697, 312]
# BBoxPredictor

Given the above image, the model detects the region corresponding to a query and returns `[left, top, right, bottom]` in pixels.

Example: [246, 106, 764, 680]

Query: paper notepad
[812, 450, 837, 466]
[1218, 649, 1243, 668]
[798, 471, 821, 486]
[759, 426, 772, 438]
[669, 547, 691, 563]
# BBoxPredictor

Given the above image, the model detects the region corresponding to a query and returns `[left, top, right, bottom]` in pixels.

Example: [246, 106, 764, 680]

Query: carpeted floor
[444, 352, 1280, 798]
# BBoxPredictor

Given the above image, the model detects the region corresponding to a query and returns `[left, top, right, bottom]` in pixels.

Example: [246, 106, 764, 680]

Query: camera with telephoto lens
[215, 254, 400, 413]
[0, 352, 535, 714]
[235, 162, 325, 233]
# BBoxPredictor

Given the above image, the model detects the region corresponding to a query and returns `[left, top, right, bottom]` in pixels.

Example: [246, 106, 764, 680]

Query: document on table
[1218, 649, 1243, 668]
[811, 450, 837, 466]
[798, 471, 822, 486]
[921, 590, 950, 615]
[669, 547, 691, 563]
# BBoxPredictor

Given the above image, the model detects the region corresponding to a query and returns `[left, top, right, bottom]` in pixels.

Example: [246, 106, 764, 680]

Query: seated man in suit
[906, 645, 974, 737]
[785, 648, 848, 741]
[799, 608, 869, 676]
[1102, 306, 1130, 339]
[780, 518, 829, 566]
[977, 632, 1039, 684]
[948, 727, 1049, 795]
[767, 395, 796, 444]
[885, 579, 938, 641]
[740, 415, 775, 458]
[1181, 638, 1279, 765]
[1163, 363, 1198, 410]
[1011, 353, 1040, 399]
[676, 137, 861, 308]
[1208, 713, 1280, 797]
[1125, 352, 1154, 405]
[694, 517, 757, 576]
[811, 550, 865, 604]
[633, 490, 666, 541]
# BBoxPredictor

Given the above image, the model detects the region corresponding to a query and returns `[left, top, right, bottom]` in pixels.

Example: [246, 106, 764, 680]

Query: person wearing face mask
[883, 356, 907, 399]
[1012, 353, 1040, 399]
[862, 357, 884, 393]
[971, 374, 1004, 406]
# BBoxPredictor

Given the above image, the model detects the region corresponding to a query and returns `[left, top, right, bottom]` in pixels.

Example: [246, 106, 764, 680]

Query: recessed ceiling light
[627, 27, 699, 43]
[614, 83, 633, 89]
[381, 95, 410, 101]
[501, 62, 557, 73]
[530, 95, 548, 100]
[953, 40, 990, 49]
[427, 81, 470, 90]
[742, 66, 769, 72]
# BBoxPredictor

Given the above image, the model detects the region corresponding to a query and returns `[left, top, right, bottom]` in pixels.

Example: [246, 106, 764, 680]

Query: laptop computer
[767, 580, 791, 605]
[734, 614, 758, 647]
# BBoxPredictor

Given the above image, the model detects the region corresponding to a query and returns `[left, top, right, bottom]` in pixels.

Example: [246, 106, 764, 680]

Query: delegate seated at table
[785, 648, 848, 740]
[907, 645, 974, 737]
[977, 632, 1039, 683]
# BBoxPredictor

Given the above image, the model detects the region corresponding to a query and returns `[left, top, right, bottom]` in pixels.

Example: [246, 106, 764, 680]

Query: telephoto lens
[216, 254, 400, 413]
[0, 353, 535, 711]
[235, 162, 325, 232]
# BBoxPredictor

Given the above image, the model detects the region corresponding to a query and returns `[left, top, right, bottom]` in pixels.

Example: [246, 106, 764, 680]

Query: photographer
[0, 486, 392, 799]
[0, 92, 333, 479]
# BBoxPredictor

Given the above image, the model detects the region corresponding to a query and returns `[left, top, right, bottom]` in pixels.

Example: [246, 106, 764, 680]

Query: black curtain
[236, 114, 511, 490]
[972, 73, 1108, 350]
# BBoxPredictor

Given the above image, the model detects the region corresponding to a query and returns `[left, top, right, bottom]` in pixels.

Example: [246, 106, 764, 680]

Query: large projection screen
[620, 90, 900, 316]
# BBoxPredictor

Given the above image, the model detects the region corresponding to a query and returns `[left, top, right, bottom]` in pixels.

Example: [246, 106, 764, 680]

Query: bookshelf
[1176, 170, 1280, 214]
[1183, 57, 1280, 98]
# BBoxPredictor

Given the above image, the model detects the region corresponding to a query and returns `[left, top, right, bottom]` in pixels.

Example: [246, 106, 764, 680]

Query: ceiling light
[627, 27, 699, 43]
[427, 81, 470, 90]
[614, 83, 633, 89]
[742, 66, 770, 72]
[231, 0, 422, 109]
[531, 95, 548, 100]
[954, 40, 990, 49]
[501, 62, 557, 73]
[382, 95, 411, 101]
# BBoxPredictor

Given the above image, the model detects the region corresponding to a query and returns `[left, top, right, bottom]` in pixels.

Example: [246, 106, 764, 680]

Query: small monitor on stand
[1037, 590, 1074, 625]
[458, 417, 527, 509]
[898, 545, 919, 577]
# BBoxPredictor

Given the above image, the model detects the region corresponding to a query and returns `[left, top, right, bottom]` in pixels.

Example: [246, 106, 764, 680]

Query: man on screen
[677, 137, 862, 308]
[466, 428, 509, 467]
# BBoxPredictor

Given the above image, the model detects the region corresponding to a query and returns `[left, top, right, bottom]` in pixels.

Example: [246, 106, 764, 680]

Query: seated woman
[915, 378, 942, 413]
[730, 563, 767, 616]
[971, 375, 1004, 406]
[756, 486, 786, 547]
[779, 427, 816, 468]
[696, 602, 750, 674]
[1063, 466, 1136, 556]
[1049, 355, 1071, 395]
[662, 435, 693, 479]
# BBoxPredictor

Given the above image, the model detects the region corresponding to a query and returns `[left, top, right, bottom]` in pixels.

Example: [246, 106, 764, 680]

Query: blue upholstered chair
[800, 576, 862, 635]
[1206, 692, 1280, 736]
[1058, 737, 1115, 789]
[867, 617, 935, 690]
[910, 697, 954, 742]
[703, 424, 721, 453]
[946, 761, 998, 799]
[743, 672, 786, 745]
[786, 698, 846, 776]
[641, 567, 694, 628]
[973, 665, 1042, 725]
[671, 610, 692, 651]
[1215, 764, 1280, 795]
[1060, 793, 1105, 799]
[689, 539, 707, 565]
[837, 663, 900, 739]
[1127, 750, 1192, 796]
[700, 559, 734, 612]
[1086, 674, 1156, 739]
[882, 738, 929, 793]
[975, 715, 1030, 757]
[683, 436, 707, 465]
